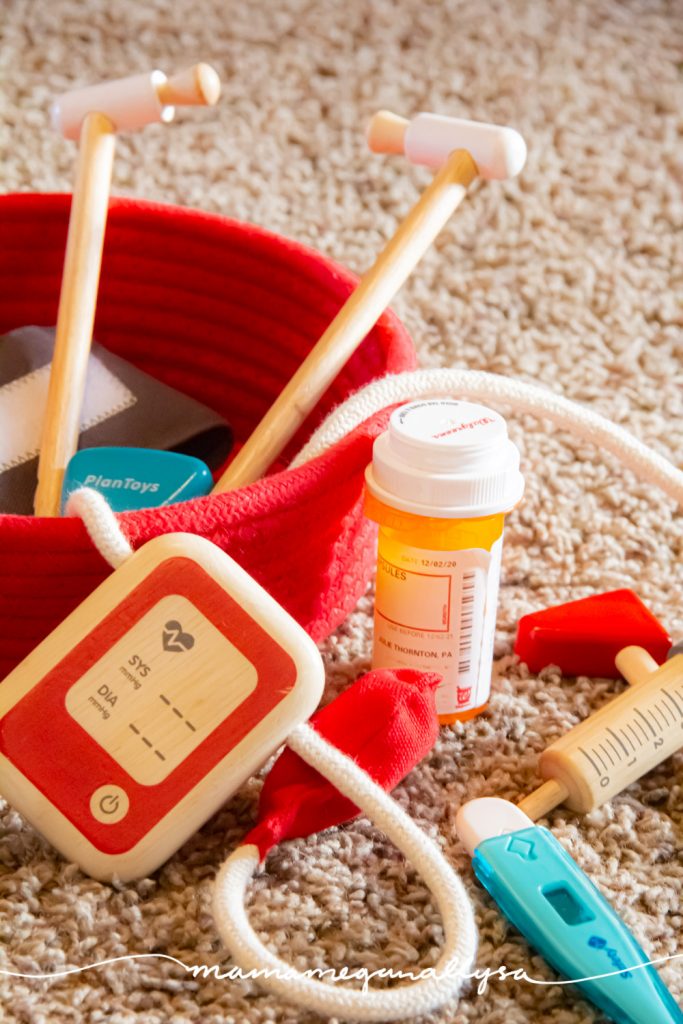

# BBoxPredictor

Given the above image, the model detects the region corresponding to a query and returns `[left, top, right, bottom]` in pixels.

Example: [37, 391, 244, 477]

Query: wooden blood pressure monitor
[0, 535, 324, 880]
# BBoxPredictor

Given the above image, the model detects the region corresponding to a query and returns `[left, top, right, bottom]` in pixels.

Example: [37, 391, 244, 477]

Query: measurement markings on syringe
[642, 705, 667, 748]
[661, 688, 683, 721]
[579, 747, 603, 777]
[579, 745, 619, 786]
[599, 742, 615, 767]
[606, 727, 629, 757]
[604, 736, 621, 763]
[623, 728, 638, 762]
[627, 723, 643, 747]
[635, 708, 657, 739]
[620, 727, 637, 753]
[633, 719, 648, 743]
[580, 694, 681, 786]
[598, 747, 610, 771]
[655, 701, 672, 727]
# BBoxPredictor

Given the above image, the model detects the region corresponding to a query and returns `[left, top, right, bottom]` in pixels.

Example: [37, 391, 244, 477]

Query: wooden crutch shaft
[34, 111, 116, 517]
[212, 148, 479, 493]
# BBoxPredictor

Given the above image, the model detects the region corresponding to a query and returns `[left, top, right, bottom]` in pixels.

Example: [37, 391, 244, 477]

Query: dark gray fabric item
[0, 326, 232, 515]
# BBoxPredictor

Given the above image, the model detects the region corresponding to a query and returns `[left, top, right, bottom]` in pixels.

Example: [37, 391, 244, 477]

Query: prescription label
[372, 537, 503, 716]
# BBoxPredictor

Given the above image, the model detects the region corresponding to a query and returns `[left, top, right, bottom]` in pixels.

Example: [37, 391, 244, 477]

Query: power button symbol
[90, 785, 129, 824]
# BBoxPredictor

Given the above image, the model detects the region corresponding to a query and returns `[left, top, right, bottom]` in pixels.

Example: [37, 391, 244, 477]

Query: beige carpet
[1, 0, 682, 1021]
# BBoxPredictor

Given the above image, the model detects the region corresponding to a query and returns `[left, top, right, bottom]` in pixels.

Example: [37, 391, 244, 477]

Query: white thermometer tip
[455, 797, 535, 857]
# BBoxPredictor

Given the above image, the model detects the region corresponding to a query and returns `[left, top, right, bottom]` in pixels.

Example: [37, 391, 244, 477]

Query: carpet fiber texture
[1, 1, 682, 1021]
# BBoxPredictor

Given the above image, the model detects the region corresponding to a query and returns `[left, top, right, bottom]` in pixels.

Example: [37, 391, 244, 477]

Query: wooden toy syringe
[518, 645, 683, 820]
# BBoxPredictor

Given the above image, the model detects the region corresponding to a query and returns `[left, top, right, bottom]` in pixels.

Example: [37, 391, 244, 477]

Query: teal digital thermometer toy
[456, 797, 682, 1024]
[62, 447, 213, 512]
[456, 645, 683, 1023]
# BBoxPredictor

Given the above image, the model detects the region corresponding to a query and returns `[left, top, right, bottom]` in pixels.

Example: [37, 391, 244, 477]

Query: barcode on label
[458, 572, 476, 673]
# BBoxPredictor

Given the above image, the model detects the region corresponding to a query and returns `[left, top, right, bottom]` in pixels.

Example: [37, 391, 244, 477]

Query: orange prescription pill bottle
[364, 399, 524, 724]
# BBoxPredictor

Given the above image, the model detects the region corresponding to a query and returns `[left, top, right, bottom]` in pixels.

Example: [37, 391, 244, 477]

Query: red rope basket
[0, 194, 416, 677]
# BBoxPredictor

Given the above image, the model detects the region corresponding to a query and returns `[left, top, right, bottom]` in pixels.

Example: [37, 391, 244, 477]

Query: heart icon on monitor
[162, 621, 195, 653]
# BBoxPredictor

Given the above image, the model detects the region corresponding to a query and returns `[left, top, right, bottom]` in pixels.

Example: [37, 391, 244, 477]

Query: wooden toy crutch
[212, 111, 527, 493]
[34, 64, 221, 518]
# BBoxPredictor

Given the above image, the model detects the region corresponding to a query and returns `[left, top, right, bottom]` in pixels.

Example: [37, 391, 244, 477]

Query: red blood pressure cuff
[0, 325, 234, 515]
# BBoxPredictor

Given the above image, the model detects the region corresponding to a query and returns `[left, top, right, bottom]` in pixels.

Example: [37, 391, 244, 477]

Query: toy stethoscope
[50, 368, 683, 1021]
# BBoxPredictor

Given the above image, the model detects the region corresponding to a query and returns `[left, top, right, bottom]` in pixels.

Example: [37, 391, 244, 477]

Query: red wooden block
[514, 589, 672, 678]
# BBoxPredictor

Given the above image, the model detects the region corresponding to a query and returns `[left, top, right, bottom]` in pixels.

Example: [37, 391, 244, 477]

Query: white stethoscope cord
[65, 485, 480, 1022]
[66, 368, 682, 1022]
[291, 368, 683, 506]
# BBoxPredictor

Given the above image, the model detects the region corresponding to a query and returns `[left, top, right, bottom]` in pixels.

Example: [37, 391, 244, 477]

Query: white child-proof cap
[365, 399, 524, 518]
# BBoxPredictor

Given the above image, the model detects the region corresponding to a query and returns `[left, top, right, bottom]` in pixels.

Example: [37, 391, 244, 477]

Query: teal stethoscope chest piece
[456, 798, 683, 1024]
[61, 447, 213, 512]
